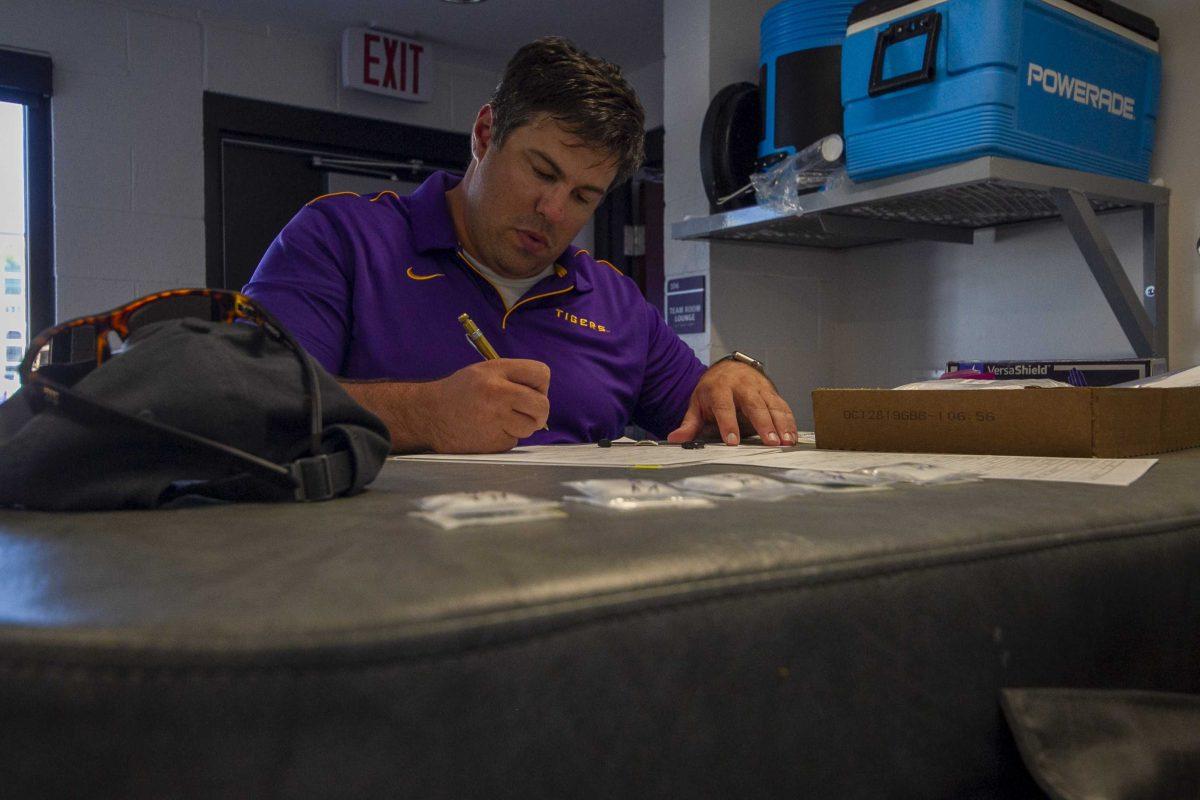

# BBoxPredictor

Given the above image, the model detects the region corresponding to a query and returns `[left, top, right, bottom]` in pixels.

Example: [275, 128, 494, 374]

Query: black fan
[700, 82, 762, 214]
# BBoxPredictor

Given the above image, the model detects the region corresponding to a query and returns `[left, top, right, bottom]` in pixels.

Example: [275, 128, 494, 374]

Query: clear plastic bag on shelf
[750, 134, 845, 214]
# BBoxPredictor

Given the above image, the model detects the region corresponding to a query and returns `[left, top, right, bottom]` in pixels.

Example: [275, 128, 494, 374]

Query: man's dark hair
[489, 36, 645, 188]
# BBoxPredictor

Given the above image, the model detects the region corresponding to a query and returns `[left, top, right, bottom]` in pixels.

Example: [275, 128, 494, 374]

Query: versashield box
[947, 358, 1165, 387]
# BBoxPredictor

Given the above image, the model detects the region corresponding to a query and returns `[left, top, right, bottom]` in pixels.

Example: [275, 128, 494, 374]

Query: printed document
[393, 443, 783, 469]
[710, 450, 1156, 487]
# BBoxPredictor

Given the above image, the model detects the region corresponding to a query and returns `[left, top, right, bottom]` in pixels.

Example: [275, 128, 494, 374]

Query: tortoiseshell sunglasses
[17, 289, 331, 499]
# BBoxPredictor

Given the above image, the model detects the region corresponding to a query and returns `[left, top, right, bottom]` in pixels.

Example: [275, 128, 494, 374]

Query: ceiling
[177, 0, 665, 71]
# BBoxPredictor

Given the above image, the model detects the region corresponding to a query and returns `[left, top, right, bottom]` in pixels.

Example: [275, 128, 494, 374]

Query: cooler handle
[868, 10, 942, 97]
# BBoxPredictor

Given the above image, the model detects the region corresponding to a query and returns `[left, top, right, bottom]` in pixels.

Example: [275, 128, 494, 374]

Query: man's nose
[535, 185, 569, 225]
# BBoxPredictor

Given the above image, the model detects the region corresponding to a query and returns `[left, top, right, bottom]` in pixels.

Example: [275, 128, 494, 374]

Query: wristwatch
[716, 350, 765, 373]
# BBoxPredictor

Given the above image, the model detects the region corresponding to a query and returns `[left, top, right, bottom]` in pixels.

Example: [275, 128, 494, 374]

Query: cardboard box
[813, 387, 1200, 458]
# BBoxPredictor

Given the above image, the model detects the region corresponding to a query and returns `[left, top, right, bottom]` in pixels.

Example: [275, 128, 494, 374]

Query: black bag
[1002, 688, 1200, 800]
[0, 315, 391, 510]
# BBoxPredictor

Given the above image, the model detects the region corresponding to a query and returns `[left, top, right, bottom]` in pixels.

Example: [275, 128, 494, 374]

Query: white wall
[1136, 0, 1200, 368]
[663, 0, 714, 363]
[665, 0, 845, 417]
[664, 0, 1200, 427]
[0, 0, 663, 321]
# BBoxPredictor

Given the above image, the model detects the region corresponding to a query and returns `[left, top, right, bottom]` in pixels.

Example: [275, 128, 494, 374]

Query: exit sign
[341, 28, 433, 103]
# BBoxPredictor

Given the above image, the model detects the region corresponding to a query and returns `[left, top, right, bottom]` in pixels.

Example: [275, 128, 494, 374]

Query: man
[245, 37, 797, 454]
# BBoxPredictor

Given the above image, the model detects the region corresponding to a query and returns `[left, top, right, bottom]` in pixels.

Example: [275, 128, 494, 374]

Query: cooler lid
[847, 0, 1158, 42]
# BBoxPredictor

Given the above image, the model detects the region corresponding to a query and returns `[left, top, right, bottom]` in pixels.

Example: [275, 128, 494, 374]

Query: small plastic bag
[893, 378, 1070, 390]
[411, 490, 566, 529]
[779, 468, 894, 493]
[750, 134, 845, 214]
[563, 479, 715, 511]
[671, 473, 813, 502]
[861, 462, 980, 485]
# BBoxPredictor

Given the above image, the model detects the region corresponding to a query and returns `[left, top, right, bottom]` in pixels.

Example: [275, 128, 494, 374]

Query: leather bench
[2, 450, 1199, 798]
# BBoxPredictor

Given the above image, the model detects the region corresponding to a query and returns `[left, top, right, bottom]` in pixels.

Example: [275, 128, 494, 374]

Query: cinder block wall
[0, 0, 663, 322]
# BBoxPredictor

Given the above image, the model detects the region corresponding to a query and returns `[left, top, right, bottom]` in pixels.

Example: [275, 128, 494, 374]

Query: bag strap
[289, 451, 356, 501]
[30, 374, 352, 501]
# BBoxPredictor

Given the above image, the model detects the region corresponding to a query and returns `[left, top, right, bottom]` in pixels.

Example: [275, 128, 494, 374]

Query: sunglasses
[18, 288, 335, 501]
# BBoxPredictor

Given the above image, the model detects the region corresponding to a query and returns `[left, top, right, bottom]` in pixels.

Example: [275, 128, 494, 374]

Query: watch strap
[717, 351, 765, 373]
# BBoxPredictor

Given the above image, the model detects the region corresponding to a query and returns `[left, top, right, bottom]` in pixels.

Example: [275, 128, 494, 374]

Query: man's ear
[471, 105, 495, 161]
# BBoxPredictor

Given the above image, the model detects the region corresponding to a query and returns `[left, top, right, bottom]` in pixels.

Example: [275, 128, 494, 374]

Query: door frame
[0, 48, 53, 333]
[203, 93, 470, 289]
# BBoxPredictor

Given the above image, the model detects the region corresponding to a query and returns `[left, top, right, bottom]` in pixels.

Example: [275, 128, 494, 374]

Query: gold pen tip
[457, 313, 470, 323]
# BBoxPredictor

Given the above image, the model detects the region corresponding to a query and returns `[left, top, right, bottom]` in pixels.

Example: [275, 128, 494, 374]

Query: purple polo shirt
[243, 171, 706, 443]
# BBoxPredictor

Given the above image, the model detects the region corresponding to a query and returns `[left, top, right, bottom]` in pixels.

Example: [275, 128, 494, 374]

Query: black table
[3, 448, 1199, 798]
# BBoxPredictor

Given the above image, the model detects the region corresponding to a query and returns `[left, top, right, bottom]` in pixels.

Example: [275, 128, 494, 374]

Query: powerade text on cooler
[841, 0, 1161, 182]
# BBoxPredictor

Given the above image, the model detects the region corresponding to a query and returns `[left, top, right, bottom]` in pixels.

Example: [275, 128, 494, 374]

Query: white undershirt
[459, 248, 553, 309]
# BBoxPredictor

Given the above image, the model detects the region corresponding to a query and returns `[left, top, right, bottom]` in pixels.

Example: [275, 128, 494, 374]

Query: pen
[457, 313, 501, 360]
[457, 312, 548, 430]
[597, 439, 706, 449]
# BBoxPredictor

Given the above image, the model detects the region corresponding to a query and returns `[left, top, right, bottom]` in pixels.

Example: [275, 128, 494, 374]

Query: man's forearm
[339, 379, 435, 454]
[339, 360, 551, 455]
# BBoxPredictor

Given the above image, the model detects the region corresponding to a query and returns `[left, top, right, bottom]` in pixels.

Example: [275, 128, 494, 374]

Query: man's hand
[341, 359, 550, 454]
[666, 360, 797, 446]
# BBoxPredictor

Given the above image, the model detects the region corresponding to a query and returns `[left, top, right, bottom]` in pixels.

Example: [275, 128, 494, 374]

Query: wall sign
[666, 275, 706, 335]
[341, 28, 433, 103]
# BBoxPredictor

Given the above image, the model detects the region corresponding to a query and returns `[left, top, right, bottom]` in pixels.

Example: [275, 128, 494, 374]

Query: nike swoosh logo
[406, 267, 445, 281]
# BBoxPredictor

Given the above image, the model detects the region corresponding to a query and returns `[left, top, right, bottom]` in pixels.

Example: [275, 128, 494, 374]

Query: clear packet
[411, 490, 566, 530]
[778, 468, 894, 494]
[563, 479, 715, 511]
[750, 134, 845, 214]
[893, 378, 1070, 390]
[860, 462, 980, 485]
[670, 473, 814, 502]
[1111, 364, 1200, 388]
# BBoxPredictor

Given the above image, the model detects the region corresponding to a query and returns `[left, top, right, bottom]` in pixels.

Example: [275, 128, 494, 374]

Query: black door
[219, 142, 325, 292]
[204, 93, 470, 291]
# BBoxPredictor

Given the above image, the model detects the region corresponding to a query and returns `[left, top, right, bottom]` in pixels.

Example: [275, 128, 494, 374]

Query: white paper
[709, 449, 1156, 487]
[391, 443, 783, 469]
[1117, 364, 1200, 388]
[893, 378, 1068, 390]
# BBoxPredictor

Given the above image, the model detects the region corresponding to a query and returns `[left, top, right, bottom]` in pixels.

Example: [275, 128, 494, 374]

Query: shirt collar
[411, 170, 593, 293]
[409, 171, 464, 254]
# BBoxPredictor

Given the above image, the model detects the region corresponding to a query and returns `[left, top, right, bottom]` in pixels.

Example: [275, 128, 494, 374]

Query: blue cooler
[841, 0, 1161, 181]
[759, 0, 859, 162]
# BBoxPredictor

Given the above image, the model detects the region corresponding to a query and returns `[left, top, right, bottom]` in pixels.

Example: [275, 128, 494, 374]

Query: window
[0, 49, 52, 403]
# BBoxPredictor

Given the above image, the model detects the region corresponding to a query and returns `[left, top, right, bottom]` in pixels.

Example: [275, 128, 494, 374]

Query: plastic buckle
[291, 454, 336, 501]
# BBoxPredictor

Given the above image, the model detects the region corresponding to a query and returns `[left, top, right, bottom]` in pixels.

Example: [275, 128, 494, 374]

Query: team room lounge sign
[342, 28, 433, 102]
[667, 275, 706, 335]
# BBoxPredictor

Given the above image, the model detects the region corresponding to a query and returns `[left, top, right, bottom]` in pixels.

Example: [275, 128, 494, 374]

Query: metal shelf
[671, 157, 1171, 359]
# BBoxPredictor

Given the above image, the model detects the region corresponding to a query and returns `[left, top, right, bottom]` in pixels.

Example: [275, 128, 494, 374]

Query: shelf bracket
[1050, 188, 1156, 358]
[1143, 200, 1170, 360]
[817, 214, 975, 244]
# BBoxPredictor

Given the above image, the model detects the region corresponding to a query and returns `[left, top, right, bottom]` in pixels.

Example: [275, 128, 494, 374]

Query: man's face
[458, 108, 618, 279]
